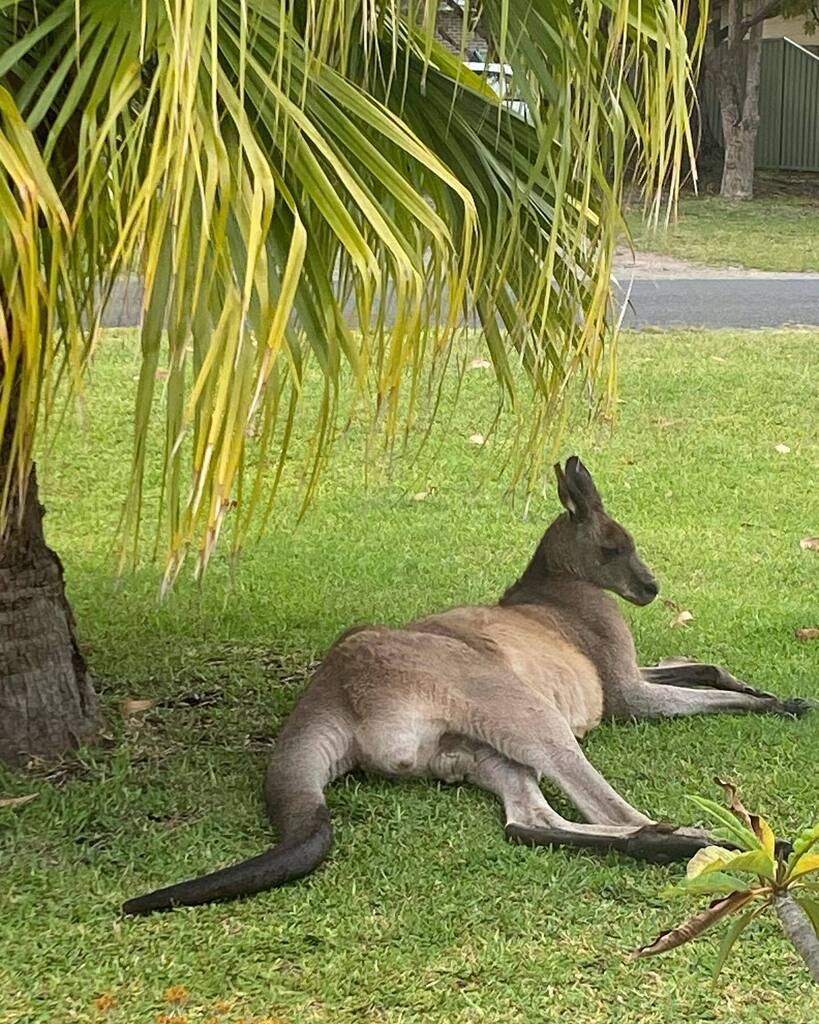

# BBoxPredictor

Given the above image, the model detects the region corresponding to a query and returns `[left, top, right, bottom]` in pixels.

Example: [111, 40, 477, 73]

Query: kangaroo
[123, 457, 812, 914]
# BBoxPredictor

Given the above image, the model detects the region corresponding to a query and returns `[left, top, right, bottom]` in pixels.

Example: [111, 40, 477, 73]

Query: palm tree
[0, 0, 699, 766]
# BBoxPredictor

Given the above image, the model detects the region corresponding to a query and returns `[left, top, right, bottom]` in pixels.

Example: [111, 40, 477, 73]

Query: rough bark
[720, 115, 758, 198]
[705, 0, 768, 199]
[0, 300, 98, 767]
[773, 891, 819, 983]
[0, 462, 98, 767]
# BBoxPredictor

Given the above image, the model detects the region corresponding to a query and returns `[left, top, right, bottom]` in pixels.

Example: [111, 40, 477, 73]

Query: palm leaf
[0, 0, 703, 580]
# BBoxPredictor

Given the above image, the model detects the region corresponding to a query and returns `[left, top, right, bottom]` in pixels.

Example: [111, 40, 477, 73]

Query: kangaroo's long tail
[122, 702, 352, 915]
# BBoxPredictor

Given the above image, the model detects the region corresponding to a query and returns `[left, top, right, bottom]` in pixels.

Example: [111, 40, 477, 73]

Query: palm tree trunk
[0, 306, 98, 767]
[773, 892, 819, 983]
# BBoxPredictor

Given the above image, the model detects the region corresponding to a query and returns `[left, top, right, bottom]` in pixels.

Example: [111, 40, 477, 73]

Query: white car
[464, 61, 530, 121]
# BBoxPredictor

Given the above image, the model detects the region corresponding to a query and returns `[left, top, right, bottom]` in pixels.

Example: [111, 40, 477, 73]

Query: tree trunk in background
[718, 33, 762, 198]
[0, 305, 98, 767]
[720, 120, 758, 197]
[707, 0, 765, 199]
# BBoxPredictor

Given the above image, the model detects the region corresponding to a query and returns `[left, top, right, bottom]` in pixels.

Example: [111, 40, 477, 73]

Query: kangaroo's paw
[770, 697, 817, 719]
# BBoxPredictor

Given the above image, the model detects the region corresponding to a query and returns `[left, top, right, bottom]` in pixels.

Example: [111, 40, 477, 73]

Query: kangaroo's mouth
[624, 579, 660, 606]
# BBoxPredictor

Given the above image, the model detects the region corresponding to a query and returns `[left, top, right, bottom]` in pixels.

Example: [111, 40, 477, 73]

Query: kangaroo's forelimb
[629, 660, 815, 719]
[641, 658, 776, 698]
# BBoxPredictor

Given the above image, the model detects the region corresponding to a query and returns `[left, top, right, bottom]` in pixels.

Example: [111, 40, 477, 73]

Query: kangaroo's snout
[629, 575, 659, 606]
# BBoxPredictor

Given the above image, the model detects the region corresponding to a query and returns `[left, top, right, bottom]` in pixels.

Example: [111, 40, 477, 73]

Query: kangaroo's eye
[601, 546, 621, 560]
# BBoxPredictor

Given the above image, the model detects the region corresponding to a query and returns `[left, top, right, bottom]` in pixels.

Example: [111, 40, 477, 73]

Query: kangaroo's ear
[554, 462, 578, 517]
[558, 456, 604, 519]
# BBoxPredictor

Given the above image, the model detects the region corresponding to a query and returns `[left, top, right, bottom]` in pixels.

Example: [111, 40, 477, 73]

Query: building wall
[435, 5, 485, 57]
[762, 14, 818, 47]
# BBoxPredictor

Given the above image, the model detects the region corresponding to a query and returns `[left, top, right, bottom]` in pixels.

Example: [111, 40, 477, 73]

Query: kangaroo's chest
[422, 607, 605, 737]
[489, 622, 604, 737]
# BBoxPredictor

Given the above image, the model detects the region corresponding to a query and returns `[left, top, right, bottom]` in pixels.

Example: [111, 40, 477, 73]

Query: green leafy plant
[634, 779, 819, 982]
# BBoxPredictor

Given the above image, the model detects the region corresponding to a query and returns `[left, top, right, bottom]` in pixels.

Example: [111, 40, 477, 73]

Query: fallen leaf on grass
[164, 987, 191, 1004]
[122, 698, 155, 716]
[0, 793, 38, 809]
[468, 433, 486, 446]
[795, 628, 819, 641]
[466, 357, 492, 370]
[800, 537, 819, 551]
[711, 356, 727, 363]
[95, 993, 117, 1012]
[411, 490, 430, 502]
[662, 598, 680, 612]
[774, 443, 791, 454]
[671, 610, 694, 628]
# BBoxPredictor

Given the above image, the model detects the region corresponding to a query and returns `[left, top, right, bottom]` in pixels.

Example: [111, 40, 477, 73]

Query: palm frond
[0, 0, 702, 585]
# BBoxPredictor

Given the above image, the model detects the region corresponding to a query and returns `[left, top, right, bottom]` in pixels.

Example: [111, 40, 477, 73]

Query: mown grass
[626, 193, 819, 272]
[1, 327, 818, 1023]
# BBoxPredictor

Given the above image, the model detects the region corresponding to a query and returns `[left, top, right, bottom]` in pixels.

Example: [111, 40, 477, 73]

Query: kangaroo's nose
[643, 579, 659, 598]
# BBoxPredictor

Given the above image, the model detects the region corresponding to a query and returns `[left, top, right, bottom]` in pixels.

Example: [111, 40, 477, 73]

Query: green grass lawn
[1, 328, 818, 1023]
[626, 193, 819, 272]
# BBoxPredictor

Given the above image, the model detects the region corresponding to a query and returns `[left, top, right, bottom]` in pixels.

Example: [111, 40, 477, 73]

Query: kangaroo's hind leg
[448, 675, 651, 827]
[429, 736, 711, 865]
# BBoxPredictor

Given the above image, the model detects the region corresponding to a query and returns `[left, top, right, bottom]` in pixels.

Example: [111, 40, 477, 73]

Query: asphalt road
[101, 273, 819, 330]
[615, 276, 819, 329]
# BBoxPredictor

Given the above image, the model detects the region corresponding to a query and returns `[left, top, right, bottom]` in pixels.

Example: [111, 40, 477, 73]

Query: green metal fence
[704, 37, 819, 172]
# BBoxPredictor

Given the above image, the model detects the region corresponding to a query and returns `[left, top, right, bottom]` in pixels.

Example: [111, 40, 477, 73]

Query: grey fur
[122, 456, 811, 915]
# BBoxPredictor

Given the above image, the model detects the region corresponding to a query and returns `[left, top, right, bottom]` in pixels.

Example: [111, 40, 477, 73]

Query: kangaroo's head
[525, 456, 659, 605]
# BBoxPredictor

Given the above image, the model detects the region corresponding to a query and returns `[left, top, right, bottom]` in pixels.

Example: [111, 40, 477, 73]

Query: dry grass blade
[121, 699, 155, 716]
[0, 793, 39, 809]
